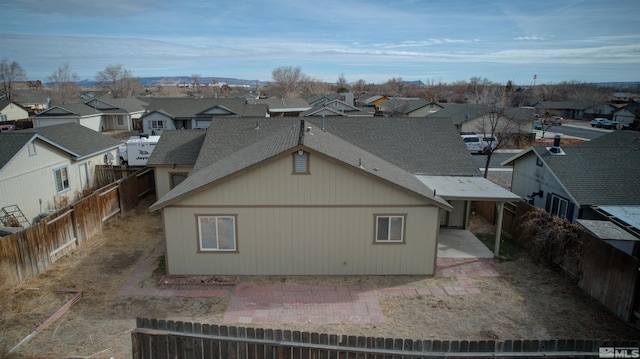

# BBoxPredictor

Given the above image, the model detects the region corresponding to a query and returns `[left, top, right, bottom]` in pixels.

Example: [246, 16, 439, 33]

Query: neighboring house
[9, 90, 50, 114]
[32, 96, 147, 132]
[428, 103, 534, 134]
[378, 99, 444, 117]
[140, 98, 268, 134]
[248, 97, 312, 117]
[0, 100, 29, 122]
[300, 99, 373, 117]
[0, 123, 121, 225]
[146, 130, 206, 199]
[611, 92, 639, 104]
[148, 117, 518, 276]
[583, 103, 617, 121]
[533, 100, 590, 120]
[502, 131, 640, 234]
[612, 102, 640, 128]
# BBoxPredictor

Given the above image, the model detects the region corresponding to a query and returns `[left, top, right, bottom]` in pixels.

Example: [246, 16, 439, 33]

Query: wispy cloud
[514, 36, 547, 41]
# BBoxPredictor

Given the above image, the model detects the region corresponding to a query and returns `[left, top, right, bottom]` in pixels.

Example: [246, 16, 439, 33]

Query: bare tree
[380, 77, 404, 97]
[352, 79, 368, 94]
[0, 58, 26, 101]
[336, 74, 349, 93]
[474, 89, 527, 178]
[269, 66, 310, 98]
[48, 63, 80, 104]
[95, 64, 141, 98]
[191, 74, 201, 96]
[468, 77, 492, 103]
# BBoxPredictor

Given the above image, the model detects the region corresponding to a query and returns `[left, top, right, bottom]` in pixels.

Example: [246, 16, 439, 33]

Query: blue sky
[1, 0, 639, 85]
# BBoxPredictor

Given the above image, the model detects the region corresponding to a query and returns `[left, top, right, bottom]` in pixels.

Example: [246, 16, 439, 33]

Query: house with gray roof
[32, 96, 147, 132]
[502, 131, 640, 251]
[428, 103, 535, 135]
[300, 99, 373, 117]
[248, 97, 312, 117]
[378, 99, 444, 117]
[0, 123, 121, 226]
[147, 117, 518, 276]
[0, 100, 29, 122]
[533, 100, 591, 120]
[139, 98, 268, 135]
[612, 102, 640, 129]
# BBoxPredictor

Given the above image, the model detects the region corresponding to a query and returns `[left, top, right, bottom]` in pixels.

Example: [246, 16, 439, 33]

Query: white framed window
[0, 114, 7, 121]
[150, 120, 166, 129]
[375, 215, 405, 243]
[54, 166, 70, 193]
[28, 141, 37, 156]
[197, 215, 237, 252]
[117, 115, 125, 126]
[550, 195, 569, 219]
[293, 150, 309, 174]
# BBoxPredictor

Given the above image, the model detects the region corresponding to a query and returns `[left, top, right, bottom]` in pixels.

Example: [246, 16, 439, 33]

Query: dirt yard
[1, 196, 638, 358]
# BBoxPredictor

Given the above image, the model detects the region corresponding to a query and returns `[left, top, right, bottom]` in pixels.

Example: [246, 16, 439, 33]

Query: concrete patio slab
[438, 228, 494, 259]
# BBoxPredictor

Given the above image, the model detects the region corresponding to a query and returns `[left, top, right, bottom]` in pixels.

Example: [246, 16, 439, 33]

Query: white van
[461, 134, 499, 154]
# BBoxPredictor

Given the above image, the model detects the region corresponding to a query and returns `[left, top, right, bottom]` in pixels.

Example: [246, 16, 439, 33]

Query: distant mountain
[72, 77, 269, 88]
[593, 82, 640, 89]
[65, 78, 638, 90]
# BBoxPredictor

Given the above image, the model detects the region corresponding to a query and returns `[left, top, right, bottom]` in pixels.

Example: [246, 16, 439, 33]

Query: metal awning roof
[416, 175, 521, 202]
[576, 219, 638, 241]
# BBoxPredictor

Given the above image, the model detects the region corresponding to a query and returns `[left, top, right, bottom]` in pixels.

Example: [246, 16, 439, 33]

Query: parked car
[591, 118, 607, 127]
[591, 118, 621, 129]
[461, 134, 499, 154]
[542, 116, 563, 126]
[0, 124, 16, 132]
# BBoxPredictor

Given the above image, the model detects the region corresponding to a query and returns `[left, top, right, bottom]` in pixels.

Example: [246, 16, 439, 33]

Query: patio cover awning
[416, 175, 520, 258]
[415, 175, 521, 202]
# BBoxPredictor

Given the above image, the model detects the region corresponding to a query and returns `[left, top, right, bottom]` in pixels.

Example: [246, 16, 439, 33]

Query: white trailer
[120, 135, 160, 166]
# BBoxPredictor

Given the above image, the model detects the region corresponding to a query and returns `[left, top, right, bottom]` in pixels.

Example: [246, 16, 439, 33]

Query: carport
[417, 175, 521, 256]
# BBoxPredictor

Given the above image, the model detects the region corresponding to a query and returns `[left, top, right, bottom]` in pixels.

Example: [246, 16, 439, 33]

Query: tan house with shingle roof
[148, 117, 519, 276]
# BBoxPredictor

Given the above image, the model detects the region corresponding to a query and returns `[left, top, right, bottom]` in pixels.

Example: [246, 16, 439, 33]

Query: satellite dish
[104, 153, 114, 165]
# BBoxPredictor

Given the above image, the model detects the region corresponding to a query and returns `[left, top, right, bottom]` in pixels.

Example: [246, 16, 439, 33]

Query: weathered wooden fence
[132, 318, 638, 359]
[0, 168, 155, 287]
[478, 200, 640, 327]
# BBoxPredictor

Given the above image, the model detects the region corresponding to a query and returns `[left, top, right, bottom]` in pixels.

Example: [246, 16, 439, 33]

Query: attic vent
[294, 150, 309, 174]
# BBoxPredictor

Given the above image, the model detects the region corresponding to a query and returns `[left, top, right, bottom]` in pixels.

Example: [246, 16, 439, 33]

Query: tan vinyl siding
[176, 152, 429, 207]
[0, 103, 29, 121]
[162, 152, 439, 275]
[154, 165, 194, 199]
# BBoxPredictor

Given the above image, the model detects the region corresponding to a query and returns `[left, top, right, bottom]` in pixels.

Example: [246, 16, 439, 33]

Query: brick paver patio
[120, 246, 499, 324]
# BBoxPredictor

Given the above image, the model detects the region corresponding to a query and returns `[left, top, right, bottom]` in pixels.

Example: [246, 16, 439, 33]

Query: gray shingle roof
[21, 123, 121, 158]
[427, 103, 489, 125]
[0, 132, 36, 169]
[149, 116, 480, 176]
[141, 97, 266, 118]
[150, 120, 452, 211]
[194, 118, 298, 171]
[147, 130, 207, 165]
[304, 117, 481, 176]
[36, 103, 103, 117]
[529, 131, 640, 206]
